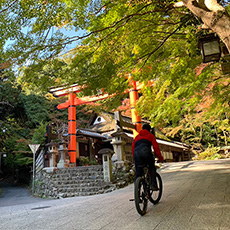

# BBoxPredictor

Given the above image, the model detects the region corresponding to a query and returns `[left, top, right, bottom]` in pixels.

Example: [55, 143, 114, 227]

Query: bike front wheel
[149, 172, 163, 204]
[134, 177, 148, 215]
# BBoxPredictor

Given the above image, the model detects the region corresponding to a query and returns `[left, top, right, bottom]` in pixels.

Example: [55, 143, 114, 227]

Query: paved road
[0, 181, 44, 207]
[0, 159, 230, 230]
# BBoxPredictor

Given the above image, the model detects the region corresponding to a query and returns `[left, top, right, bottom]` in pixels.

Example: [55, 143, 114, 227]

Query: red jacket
[132, 129, 163, 161]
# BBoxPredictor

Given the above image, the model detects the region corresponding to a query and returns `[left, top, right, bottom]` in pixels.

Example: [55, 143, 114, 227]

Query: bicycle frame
[134, 164, 163, 215]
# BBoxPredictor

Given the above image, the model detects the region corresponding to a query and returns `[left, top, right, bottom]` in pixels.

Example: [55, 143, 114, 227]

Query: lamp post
[0, 152, 2, 175]
[198, 33, 221, 63]
[0, 152, 7, 178]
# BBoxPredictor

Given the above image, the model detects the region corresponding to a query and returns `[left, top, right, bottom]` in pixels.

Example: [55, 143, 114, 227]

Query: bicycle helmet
[142, 123, 151, 132]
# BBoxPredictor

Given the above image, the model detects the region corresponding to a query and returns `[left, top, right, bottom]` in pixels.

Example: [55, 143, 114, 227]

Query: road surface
[0, 159, 230, 230]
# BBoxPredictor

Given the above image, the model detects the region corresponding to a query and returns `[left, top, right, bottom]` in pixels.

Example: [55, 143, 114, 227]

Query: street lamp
[198, 33, 221, 63]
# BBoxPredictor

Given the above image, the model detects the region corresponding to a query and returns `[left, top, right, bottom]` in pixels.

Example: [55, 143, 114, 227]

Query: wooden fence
[35, 149, 44, 175]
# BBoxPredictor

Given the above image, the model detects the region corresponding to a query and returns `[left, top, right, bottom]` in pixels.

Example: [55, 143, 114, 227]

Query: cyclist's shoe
[150, 185, 159, 191]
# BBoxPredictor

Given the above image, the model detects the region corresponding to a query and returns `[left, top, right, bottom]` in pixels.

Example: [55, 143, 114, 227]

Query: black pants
[134, 145, 157, 187]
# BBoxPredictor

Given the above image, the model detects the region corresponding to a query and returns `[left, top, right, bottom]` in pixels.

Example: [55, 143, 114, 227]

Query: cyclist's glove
[158, 156, 164, 163]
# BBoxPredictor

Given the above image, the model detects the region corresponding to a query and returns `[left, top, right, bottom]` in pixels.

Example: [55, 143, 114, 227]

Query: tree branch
[174, 1, 185, 7]
[181, 0, 230, 52]
[138, 24, 183, 69]
[0, 0, 18, 14]
[204, 0, 225, 12]
[0, 101, 14, 108]
[61, 3, 174, 47]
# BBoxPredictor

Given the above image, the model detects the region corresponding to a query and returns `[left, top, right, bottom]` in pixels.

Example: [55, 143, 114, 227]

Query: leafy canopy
[1, 1, 230, 150]
[1, 1, 202, 90]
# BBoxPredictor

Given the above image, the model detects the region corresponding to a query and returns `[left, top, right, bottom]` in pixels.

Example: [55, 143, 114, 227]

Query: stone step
[53, 180, 106, 185]
[41, 176, 104, 181]
[53, 183, 109, 188]
[52, 175, 104, 179]
[56, 185, 116, 197]
[56, 181, 112, 188]
[57, 185, 112, 193]
[35, 165, 117, 198]
[51, 176, 104, 180]
[55, 172, 103, 177]
[57, 188, 115, 198]
[54, 170, 103, 173]
[51, 179, 104, 183]
[54, 166, 103, 174]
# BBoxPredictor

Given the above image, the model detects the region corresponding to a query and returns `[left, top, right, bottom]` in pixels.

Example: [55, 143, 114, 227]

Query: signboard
[49, 84, 83, 97]
[29, 144, 40, 154]
[29, 144, 40, 195]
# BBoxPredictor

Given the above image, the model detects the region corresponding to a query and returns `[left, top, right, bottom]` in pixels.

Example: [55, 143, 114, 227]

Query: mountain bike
[134, 163, 163, 215]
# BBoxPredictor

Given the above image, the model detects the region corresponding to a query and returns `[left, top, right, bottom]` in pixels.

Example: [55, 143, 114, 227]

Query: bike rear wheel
[134, 177, 148, 215]
[149, 172, 163, 204]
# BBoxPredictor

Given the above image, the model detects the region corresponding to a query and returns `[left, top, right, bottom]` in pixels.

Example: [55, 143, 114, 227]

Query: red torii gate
[49, 80, 142, 164]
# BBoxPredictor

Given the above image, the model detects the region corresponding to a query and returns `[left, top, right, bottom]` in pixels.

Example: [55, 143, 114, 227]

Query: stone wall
[34, 163, 135, 199]
[112, 160, 135, 188]
[35, 165, 116, 198]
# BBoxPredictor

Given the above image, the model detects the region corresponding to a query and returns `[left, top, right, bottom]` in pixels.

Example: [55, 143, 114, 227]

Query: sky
[2, 23, 85, 73]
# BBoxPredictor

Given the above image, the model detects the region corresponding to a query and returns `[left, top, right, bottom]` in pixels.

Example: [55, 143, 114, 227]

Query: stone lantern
[57, 141, 69, 168]
[111, 131, 127, 168]
[98, 148, 114, 182]
[46, 141, 58, 168]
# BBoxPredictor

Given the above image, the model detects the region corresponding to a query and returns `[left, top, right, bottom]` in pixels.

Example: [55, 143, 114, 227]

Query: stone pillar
[46, 141, 58, 168]
[98, 148, 114, 182]
[111, 131, 126, 168]
[57, 141, 69, 168]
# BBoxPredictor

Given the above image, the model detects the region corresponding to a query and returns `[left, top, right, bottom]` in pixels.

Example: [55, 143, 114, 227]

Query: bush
[195, 145, 222, 160]
[79, 156, 90, 166]
[79, 156, 98, 166]
[89, 159, 98, 165]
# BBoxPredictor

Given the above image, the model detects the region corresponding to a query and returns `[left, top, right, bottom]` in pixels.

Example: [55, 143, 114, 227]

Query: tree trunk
[199, 125, 203, 145]
[182, 0, 230, 52]
[223, 130, 228, 146]
[215, 126, 220, 146]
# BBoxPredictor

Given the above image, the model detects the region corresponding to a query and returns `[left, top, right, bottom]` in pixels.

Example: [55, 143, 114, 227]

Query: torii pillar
[68, 92, 77, 163]
[129, 79, 142, 138]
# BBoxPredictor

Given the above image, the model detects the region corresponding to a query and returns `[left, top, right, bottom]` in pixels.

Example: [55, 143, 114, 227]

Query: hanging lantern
[198, 34, 221, 63]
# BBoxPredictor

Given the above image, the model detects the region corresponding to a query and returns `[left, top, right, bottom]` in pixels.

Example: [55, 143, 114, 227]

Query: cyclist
[132, 124, 164, 191]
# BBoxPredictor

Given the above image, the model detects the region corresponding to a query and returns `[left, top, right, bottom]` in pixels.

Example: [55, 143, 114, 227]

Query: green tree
[1, 1, 230, 152]
[32, 122, 47, 144]
[0, 1, 229, 88]
[141, 69, 230, 150]
[20, 94, 50, 127]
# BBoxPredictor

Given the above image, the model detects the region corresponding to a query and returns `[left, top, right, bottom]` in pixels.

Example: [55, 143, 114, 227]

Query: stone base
[43, 167, 58, 173]
[57, 160, 65, 168]
[64, 163, 76, 168]
[114, 161, 124, 168]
